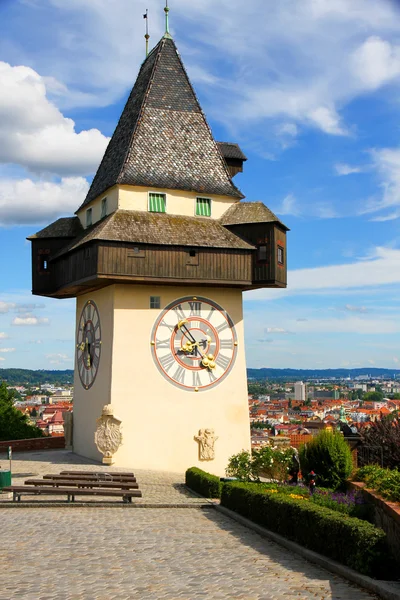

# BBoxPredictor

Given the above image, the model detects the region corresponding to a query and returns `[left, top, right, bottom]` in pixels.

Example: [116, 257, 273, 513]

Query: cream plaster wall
[76, 186, 119, 228]
[73, 285, 115, 461]
[72, 284, 251, 475]
[118, 186, 238, 220]
[76, 185, 239, 228]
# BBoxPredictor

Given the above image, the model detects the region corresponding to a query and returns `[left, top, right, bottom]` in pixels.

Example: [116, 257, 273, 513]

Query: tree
[359, 415, 400, 470]
[0, 382, 44, 442]
[299, 430, 353, 490]
[363, 391, 384, 403]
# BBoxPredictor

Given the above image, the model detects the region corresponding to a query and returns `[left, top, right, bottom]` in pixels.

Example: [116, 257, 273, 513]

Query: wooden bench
[25, 479, 139, 490]
[43, 474, 136, 482]
[3, 486, 142, 503]
[60, 471, 135, 477]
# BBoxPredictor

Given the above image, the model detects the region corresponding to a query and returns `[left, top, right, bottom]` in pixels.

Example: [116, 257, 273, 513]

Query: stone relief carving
[94, 404, 123, 465]
[194, 428, 218, 461]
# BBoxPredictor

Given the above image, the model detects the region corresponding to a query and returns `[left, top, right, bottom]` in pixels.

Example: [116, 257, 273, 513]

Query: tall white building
[294, 381, 306, 401]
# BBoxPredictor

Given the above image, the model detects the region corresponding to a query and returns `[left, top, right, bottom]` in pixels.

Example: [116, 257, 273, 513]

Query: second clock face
[151, 296, 238, 392]
[76, 300, 101, 390]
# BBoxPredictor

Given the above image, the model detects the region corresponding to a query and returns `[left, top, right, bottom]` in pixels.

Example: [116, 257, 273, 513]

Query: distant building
[294, 381, 306, 402]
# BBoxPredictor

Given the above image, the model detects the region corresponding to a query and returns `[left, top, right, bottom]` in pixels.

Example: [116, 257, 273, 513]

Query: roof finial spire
[143, 9, 150, 57]
[164, 0, 172, 38]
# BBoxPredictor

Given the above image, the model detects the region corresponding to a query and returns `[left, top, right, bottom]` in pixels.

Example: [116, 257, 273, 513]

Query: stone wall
[350, 481, 400, 566]
[0, 437, 65, 453]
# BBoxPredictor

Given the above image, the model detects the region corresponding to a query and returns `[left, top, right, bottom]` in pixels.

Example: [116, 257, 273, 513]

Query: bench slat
[43, 474, 136, 482]
[24, 479, 138, 489]
[60, 471, 135, 477]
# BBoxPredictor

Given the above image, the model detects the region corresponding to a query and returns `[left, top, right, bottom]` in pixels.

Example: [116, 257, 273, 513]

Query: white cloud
[2, 0, 399, 149]
[12, 316, 50, 326]
[0, 357, 5, 362]
[28, 340, 43, 344]
[249, 246, 400, 299]
[0, 302, 15, 313]
[343, 304, 368, 313]
[45, 353, 71, 365]
[0, 332, 9, 339]
[361, 146, 400, 220]
[351, 36, 400, 90]
[0, 348, 15, 353]
[0, 177, 89, 226]
[335, 163, 363, 176]
[265, 327, 292, 334]
[0, 62, 109, 176]
[277, 194, 300, 216]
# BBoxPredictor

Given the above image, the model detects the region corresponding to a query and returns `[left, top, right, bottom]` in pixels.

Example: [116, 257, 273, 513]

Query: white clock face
[151, 296, 238, 392]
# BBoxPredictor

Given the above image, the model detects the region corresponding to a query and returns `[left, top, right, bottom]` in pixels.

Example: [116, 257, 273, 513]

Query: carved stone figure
[94, 405, 123, 465]
[63, 411, 73, 449]
[194, 428, 218, 461]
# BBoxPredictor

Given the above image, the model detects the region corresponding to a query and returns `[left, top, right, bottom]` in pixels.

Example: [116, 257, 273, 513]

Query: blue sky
[1, 0, 400, 370]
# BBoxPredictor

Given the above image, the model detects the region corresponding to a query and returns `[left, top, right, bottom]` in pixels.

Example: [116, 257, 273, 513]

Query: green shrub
[299, 430, 353, 490]
[185, 467, 222, 498]
[355, 465, 400, 502]
[225, 450, 255, 481]
[221, 482, 392, 577]
[0, 382, 44, 442]
[226, 446, 297, 482]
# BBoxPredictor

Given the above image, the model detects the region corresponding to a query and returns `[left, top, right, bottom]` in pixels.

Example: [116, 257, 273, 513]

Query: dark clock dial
[76, 300, 101, 390]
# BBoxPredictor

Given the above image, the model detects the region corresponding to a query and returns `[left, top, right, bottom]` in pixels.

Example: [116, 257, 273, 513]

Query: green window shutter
[149, 193, 166, 213]
[196, 197, 211, 217]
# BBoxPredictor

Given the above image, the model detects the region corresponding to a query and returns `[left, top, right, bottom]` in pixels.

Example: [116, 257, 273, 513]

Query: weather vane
[143, 9, 150, 57]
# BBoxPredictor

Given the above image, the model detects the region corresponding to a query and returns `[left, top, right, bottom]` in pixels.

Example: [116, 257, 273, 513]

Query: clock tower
[28, 24, 288, 474]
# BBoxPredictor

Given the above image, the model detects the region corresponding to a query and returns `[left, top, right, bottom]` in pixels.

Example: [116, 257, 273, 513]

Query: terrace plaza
[0, 449, 394, 600]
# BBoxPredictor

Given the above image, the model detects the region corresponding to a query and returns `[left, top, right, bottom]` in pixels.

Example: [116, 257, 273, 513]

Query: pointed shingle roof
[77, 37, 243, 212]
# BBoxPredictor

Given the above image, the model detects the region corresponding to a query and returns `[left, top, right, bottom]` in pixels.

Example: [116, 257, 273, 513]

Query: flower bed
[221, 481, 394, 577]
[354, 465, 400, 503]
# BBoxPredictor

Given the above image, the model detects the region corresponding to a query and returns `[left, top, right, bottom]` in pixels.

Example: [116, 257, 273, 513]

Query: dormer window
[196, 197, 211, 217]
[149, 193, 166, 213]
[101, 197, 108, 218]
[86, 208, 92, 227]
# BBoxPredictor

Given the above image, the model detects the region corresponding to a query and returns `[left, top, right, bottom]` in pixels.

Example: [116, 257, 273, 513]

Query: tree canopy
[0, 382, 44, 442]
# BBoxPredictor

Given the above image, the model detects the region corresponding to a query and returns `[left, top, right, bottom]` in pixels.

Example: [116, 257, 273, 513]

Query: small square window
[196, 197, 211, 217]
[257, 245, 268, 263]
[86, 208, 92, 227]
[150, 296, 161, 309]
[101, 197, 108, 218]
[277, 246, 284, 265]
[149, 193, 166, 213]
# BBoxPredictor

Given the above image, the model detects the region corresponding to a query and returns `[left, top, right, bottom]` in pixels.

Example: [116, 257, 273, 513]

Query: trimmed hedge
[221, 482, 393, 577]
[185, 467, 222, 498]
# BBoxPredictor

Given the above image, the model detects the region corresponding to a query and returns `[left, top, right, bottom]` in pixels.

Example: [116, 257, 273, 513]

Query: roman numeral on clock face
[189, 301, 202, 316]
[173, 304, 186, 321]
[192, 371, 202, 387]
[172, 365, 186, 384]
[159, 353, 175, 372]
[215, 321, 230, 334]
[156, 338, 170, 349]
[216, 354, 231, 370]
[219, 339, 233, 350]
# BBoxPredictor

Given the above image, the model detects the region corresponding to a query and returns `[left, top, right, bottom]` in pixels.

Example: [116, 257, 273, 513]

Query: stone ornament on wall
[195, 428, 218, 461]
[94, 404, 123, 465]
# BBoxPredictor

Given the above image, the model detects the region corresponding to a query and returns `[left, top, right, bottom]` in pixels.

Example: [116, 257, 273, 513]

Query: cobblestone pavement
[1, 507, 379, 600]
[0, 451, 382, 599]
